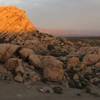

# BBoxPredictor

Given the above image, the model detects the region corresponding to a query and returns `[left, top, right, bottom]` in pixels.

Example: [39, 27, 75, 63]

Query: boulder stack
[0, 6, 99, 95]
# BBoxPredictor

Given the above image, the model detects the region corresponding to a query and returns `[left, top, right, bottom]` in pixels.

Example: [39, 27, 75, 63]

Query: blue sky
[0, 0, 100, 32]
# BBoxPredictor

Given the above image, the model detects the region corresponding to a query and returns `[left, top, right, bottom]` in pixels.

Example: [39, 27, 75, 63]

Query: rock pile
[0, 6, 99, 95]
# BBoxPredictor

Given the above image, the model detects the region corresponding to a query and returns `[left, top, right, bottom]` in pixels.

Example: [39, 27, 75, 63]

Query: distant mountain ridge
[39, 29, 100, 37]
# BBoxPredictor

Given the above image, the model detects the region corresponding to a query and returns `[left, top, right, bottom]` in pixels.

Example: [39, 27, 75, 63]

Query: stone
[76, 47, 89, 56]
[19, 48, 34, 58]
[23, 66, 41, 82]
[95, 62, 100, 68]
[83, 54, 100, 66]
[0, 44, 19, 62]
[84, 67, 93, 74]
[0, 6, 36, 39]
[90, 77, 100, 86]
[29, 54, 41, 68]
[23, 63, 35, 70]
[15, 65, 25, 74]
[5, 58, 22, 71]
[52, 86, 63, 94]
[31, 75, 41, 82]
[14, 73, 23, 82]
[73, 74, 80, 81]
[67, 57, 80, 70]
[23, 39, 45, 53]
[42, 56, 64, 81]
[38, 86, 53, 94]
[30, 71, 41, 82]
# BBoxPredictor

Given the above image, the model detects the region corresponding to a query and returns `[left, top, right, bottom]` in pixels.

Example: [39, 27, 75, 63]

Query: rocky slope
[0, 6, 99, 95]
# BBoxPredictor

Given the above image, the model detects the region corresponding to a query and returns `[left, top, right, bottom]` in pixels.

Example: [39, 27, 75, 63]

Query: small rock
[52, 86, 63, 94]
[73, 74, 80, 81]
[15, 65, 25, 74]
[67, 57, 80, 70]
[31, 72, 41, 82]
[23, 39, 45, 53]
[29, 54, 41, 68]
[14, 73, 23, 83]
[90, 77, 100, 86]
[5, 58, 22, 71]
[38, 86, 53, 94]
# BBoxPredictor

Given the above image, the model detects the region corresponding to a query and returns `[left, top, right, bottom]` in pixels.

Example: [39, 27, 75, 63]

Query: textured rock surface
[0, 44, 19, 62]
[42, 56, 64, 81]
[5, 58, 22, 71]
[0, 6, 36, 39]
[67, 57, 80, 70]
[83, 54, 100, 66]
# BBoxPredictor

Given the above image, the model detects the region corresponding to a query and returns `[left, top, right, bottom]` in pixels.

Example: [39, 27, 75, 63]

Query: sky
[0, 0, 100, 33]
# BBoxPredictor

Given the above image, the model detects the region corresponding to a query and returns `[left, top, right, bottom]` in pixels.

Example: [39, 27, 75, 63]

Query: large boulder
[0, 6, 36, 40]
[83, 54, 100, 66]
[41, 56, 64, 81]
[0, 44, 19, 62]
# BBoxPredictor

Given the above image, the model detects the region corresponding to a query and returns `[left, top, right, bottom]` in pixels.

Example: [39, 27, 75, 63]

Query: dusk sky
[0, 0, 100, 33]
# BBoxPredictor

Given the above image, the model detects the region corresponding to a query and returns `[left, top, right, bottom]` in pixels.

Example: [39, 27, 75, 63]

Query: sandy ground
[0, 81, 99, 100]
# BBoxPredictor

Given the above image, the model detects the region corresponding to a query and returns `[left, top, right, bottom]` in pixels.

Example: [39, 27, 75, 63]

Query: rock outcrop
[0, 6, 37, 40]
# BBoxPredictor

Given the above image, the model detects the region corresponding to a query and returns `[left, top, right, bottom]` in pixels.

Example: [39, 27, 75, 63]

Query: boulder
[5, 58, 22, 71]
[83, 54, 100, 66]
[23, 39, 45, 53]
[19, 48, 34, 58]
[29, 54, 41, 68]
[41, 56, 64, 81]
[14, 73, 23, 83]
[73, 74, 80, 81]
[0, 44, 19, 62]
[23, 67, 41, 82]
[0, 6, 36, 39]
[67, 57, 80, 70]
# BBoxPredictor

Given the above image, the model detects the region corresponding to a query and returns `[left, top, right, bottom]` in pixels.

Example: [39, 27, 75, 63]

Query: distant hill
[39, 29, 100, 37]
